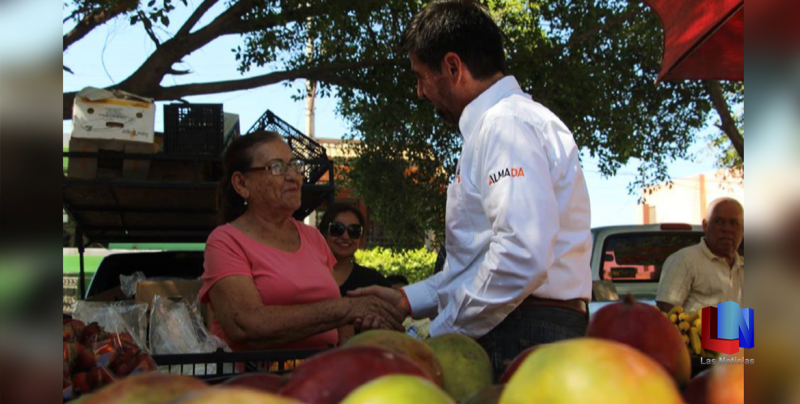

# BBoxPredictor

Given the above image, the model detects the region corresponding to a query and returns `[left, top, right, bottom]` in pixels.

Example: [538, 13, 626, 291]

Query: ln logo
[701, 301, 754, 355]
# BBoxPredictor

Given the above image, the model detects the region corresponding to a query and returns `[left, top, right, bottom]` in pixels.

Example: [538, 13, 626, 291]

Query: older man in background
[656, 197, 744, 313]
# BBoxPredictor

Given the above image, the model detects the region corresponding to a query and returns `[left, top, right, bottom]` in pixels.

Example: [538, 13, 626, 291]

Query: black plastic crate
[164, 104, 224, 157]
[151, 348, 324, 381]
[247, 110, 330, 184]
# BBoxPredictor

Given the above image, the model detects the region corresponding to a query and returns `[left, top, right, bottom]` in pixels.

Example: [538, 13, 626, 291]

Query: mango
[343, 330, 444, 386]
[424, 334, 492, 401]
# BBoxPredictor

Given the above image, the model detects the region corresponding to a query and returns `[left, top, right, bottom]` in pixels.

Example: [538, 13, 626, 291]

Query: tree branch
[707, 80, 744, 160]
[63, 59, 401, 119]
[158, 59, 401, 99]
[63, 0, 138, 51]
[139, 11, 162, 47]
[176, 0, 220, 37]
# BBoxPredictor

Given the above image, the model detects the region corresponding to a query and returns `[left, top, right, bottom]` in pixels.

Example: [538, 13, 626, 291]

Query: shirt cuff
[402, 281, 439, 320]
[428, 316, 458, 338]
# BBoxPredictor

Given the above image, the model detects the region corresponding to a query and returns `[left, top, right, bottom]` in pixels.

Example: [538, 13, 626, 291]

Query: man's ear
[441, 52, 462, 80]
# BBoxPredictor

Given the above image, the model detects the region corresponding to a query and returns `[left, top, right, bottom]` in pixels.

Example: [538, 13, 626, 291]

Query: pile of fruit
[663, 306, 713, 358]
[65, 296, 744, 404]
[63, 319, 158, 400]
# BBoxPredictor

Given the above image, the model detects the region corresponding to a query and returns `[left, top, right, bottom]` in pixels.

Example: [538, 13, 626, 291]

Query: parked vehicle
[589, 223, 704, 315]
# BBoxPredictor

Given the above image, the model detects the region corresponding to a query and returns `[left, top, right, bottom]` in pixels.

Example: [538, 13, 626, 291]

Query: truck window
[601, 232, 703, 282]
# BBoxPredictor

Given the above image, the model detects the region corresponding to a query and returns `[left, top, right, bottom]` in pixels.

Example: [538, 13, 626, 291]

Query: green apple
[340, 375, 455, 404]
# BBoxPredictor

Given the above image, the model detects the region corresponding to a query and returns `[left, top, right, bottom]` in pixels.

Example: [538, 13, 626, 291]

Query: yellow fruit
[694, 318, 702, 330]
[499, 339, 684, 404]
[667, 306, 684, 318]
[681, 334, 690, 346]
[687, 311, 700, 323]
[669, 314, 678, 324]
[689, 327, 702, 356]
[340, 375, 455, 404]
[679, 321, 691, 332]
[424, 334, 493, 402]
[678, 313, 689, 322]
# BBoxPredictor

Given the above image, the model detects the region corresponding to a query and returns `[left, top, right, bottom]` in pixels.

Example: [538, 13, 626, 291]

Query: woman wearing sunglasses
[199, 131, 404, 352]
[318, 204, 391, 297]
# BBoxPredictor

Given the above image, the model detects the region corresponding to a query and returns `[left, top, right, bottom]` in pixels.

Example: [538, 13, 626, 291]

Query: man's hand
[345, 295, 405, 332]
[348, 286, 410, 317]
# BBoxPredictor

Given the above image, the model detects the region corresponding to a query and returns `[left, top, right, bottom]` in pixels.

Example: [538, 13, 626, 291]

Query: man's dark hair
[400, 0, 505, 79]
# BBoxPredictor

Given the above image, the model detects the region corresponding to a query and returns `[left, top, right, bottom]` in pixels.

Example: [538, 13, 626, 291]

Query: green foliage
[64, 0, 743, 247]
[708, 83, 744, 180]
[355, 247, 437, 284]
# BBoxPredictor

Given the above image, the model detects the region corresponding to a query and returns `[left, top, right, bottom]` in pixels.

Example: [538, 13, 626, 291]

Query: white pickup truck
[588, 224, 705, 315]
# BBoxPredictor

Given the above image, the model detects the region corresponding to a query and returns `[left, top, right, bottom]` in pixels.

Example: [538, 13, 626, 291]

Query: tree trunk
[707, 80, 744, 160]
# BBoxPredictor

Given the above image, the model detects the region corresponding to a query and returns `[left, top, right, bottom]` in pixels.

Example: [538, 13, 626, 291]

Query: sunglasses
[328, 221, 363, 239]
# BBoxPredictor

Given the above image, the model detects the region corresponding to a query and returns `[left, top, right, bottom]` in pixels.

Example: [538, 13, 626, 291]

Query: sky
[57, 0, 723, 229]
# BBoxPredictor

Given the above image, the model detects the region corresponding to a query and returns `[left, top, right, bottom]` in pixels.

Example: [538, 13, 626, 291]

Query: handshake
[344, 286, 410, 333]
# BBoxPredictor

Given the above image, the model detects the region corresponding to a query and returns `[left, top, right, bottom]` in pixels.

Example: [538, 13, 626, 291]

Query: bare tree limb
[64, 59, 401, 119]
[707, 80, 744, 160]
[157, 59, 401, 99]
[167, 68, 192, 75]
[63, 0, 138, 51]
[176, 0, 220, 37]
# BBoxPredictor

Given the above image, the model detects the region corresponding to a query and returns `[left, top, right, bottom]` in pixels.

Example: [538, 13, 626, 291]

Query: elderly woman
[318, 204, 391, 296]
[199, 131, 403, 351]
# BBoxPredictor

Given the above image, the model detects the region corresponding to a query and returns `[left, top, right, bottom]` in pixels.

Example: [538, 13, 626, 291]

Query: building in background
[639, 170, 744, 225]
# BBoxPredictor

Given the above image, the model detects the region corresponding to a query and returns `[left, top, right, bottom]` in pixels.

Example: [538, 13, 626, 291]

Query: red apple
[586, 294, 691, 387]
[498, 345, 542, 384]
[280, 346, 434, 404]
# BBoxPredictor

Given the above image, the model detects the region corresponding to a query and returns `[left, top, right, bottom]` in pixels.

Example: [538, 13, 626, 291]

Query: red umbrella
[644, 0, 743, 82]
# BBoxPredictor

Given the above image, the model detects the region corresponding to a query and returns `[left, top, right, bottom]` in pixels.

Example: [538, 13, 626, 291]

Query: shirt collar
[458, 76, 525, 141]
[700, 237, 743, 267]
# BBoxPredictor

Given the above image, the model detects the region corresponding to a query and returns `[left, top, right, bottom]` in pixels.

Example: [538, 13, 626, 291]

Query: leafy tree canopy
[63, 0, 743, 248]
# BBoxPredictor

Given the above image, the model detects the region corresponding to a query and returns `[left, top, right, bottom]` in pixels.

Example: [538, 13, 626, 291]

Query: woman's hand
[345, 296, 405, 332]
[347, 286, 410, 317]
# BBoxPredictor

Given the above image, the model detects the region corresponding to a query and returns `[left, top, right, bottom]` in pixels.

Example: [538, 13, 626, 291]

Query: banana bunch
[664, 306, 710, 357]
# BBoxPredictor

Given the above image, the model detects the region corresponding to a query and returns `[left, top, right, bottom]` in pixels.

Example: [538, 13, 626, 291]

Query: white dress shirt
[403, 76, 592, 338]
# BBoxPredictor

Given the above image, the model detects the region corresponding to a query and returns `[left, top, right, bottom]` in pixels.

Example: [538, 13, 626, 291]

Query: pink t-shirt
[200, 219, 340, 351]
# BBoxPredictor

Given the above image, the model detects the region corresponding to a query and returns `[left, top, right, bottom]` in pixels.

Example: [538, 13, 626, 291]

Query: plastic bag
[120, 271, 146, 297]
[149, 294, 229, 355]
[72, 300, 148, 350]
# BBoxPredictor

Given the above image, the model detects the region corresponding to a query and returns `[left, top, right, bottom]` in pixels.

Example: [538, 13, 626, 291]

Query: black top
[339, 263, 392, 297]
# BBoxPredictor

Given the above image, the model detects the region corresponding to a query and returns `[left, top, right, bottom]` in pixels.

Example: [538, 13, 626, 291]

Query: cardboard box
[72, 87, 156, 143]
[134, 279, 213, 327]
[68, 137, 153, 180]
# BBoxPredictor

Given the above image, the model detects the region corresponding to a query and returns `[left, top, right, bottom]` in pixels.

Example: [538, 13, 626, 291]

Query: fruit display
[662, 305, 711, 358]
[60, 325, 743, 404]
[339, 375, 455, 404]
[424, 334, 493, 401]
[499, 338, 685, 404]
[69, 373, 209, 404]
[586, 294, 691, 387]
[279, 346, 435, 404]
[63, 319, 159, 401]
[343, 329, 445, 386]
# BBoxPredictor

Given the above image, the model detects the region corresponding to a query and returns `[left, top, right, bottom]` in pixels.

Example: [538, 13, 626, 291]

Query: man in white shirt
[350, 0, 592, 375]
[656, 198, 744, 314]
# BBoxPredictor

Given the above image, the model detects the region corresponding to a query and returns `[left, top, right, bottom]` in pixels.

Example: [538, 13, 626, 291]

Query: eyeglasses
[245, 158, 304, 176]
[328, 221, 363, 239]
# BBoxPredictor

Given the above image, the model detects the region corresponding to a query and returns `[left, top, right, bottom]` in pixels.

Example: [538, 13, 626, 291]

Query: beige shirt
[656, 238, 744, 313]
